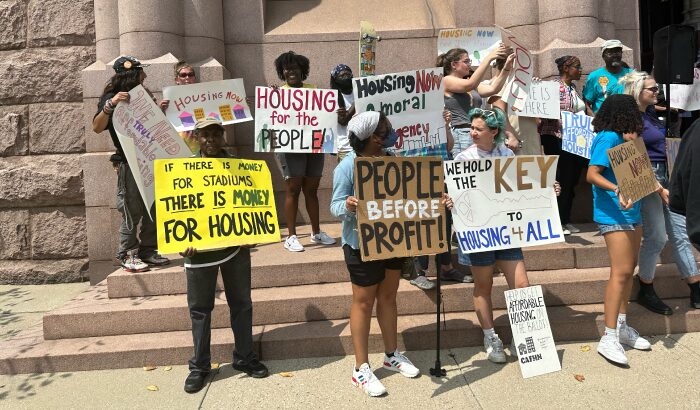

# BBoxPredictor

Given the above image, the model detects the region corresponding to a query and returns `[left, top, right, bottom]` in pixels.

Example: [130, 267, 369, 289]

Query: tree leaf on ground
[279, 372, 293, 377]
[580, 345, 590, 352]
[164, 366, 172, 371]
[146, 385, 159, 391]
[574, 374, 585, 382]
[211, 363, 220, 369]
[143, 366, 157, 371]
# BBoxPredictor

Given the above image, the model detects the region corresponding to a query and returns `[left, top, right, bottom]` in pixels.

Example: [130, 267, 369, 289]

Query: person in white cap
[583, 39, 633, 114]
[330, 111, 420, 397]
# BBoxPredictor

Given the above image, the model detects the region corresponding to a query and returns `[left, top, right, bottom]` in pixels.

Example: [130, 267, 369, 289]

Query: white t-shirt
[454, 143, 514, 160]
[336, 93, 354, 154]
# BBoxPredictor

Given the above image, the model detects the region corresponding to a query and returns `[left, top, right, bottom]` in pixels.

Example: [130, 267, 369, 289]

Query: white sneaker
[597, 334, 628, 365]
[351, 363, 386, 397]
[120, 249, 149, 272]
[484, 335, 507, 363]
[562, 227, 571, 236]
[383, 350, 420, 378]
[284, 235, 305, 252]
[409, 275, 436, 290]
[564, 223, 581, 234]
[310, 231, 336, 245]
[618, 324, 651, 350]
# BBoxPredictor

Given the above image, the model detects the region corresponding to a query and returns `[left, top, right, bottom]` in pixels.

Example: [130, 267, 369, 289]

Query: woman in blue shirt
[587, 94, 667, 366]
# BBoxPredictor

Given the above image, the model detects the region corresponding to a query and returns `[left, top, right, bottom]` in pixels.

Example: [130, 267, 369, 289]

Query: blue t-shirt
[583, 66, 633, 113]
[589, 130, 641, 225]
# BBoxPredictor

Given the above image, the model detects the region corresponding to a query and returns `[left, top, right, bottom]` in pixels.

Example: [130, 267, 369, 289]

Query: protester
[583, 40, 633, 114]
[618, 71, 700, 314]
[670, 118, 700, 250]
[275, 51, 336, 252]
[538, 55, 590, 235]
[330, 112, 420, 397]
[437, 45, 512, 158]
[91, 55, 169, 272]
[330, 64, 356, 162]
[586, 94, 666, 365]
[159, 61, 200, 153]
[181, 116, 269, 393]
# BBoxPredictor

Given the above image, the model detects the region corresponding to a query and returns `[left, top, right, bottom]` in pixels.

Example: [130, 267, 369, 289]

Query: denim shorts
[458, 247, 524, 267]
[598, 223, 641, 235]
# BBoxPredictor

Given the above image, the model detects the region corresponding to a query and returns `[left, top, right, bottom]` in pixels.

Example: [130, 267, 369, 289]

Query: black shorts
[343, 244, 403, 287]
[277, 153, 325, 179]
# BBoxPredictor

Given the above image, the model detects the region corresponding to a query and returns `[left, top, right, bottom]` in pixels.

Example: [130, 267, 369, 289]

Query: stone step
[4, 297, 700, 374]
[43, 265, 692, 340]
[106, 227, 610, 298]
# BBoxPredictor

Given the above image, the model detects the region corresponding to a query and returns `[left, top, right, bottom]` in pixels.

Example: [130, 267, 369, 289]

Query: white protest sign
[505, 285, 561, 378]
[513, 81, 560, 119]
[669, 68, 700, 111]
[254, 87, 338, 153]
[561, 112, 595, 159]
[354, 68, 447, 154]
[444, 155, 564, 253]
[500, 26, 534, 112]
[437, 27, 502, 66]
[163, 79, 252, 132]
[112, 85, 192, 217]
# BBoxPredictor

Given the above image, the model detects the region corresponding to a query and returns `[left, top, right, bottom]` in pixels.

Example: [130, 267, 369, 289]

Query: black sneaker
[637, 288, 672, 315]
[184, 371, 209, 393]
[140, 253, 170, 266]
[232, 358, 269, 378]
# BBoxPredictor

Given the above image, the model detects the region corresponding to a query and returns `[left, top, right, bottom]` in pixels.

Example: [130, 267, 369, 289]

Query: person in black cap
[181, 116, 269, 394]
[92, 55, 169, 272]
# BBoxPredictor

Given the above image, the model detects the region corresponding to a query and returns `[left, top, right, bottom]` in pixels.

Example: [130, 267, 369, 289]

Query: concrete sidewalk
[2, 284, 700, 409]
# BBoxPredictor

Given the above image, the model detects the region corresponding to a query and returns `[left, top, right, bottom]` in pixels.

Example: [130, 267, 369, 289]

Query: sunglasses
[644, 85, 659, 93]
[472, 108, 497, 120]
[178, 72, 195, 78]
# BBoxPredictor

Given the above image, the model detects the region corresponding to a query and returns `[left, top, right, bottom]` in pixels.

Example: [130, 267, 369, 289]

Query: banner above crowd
[437, 27, 502, 66]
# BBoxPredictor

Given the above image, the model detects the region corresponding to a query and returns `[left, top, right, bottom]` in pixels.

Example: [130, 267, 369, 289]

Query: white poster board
[353, 68, 447, 154]
[505, 285, 561, 378]
[443, 156, 564, 254]
[437, 27, 502, 66]
[669, 68, 700, 111]
[500, 26, 534, 112]
[254, 86, 338, 153]
[513, 81, 560, 119]
[162, 79, 252, 132]
[112, 85, 192, 217]
[561, 112, 595, 159]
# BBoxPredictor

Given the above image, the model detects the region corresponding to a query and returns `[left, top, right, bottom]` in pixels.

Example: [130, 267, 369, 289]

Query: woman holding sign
[586, 94, 666, 366]
[618, 72, 700, 315]
[331, 112, 420, 397]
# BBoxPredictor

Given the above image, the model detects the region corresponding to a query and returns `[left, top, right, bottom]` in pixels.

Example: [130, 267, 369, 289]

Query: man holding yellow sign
[155, 117, 276, 393]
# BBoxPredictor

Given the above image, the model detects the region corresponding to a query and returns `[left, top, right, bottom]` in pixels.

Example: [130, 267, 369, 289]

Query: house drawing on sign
[518, 343, 528, 356]
[526, 337, 536, 353]
[232, 104, 247, 119]
[178, 111, 195, 128]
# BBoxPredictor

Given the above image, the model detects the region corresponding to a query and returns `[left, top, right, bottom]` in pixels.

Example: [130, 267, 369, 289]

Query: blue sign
[561, 112, 595, 159]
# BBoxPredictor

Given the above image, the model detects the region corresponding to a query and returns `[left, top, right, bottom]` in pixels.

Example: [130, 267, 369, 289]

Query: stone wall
[0, 0, 95, 284]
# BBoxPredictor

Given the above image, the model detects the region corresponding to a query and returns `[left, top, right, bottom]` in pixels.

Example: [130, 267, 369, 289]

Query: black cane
[430, 226, 449, 377]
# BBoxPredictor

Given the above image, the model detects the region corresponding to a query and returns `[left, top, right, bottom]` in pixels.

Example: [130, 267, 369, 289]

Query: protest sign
[513, 81, 560, 119]
[669, 68, 700, 111]
[607, 137, 658, 204]
[254, 86, 338, 153]
[353, 68, 447, 154]
[112, 85, 192, 217]
[437, 27, 501, 66]
[561, 112, 595, 159]
[444, 155, 563, 254]
[154, 157, 280, 254]
[354, 156, 447, 261]
[500, 26, 534, 113]
[505, 285, 561, 379]
[163, 79, 252, 132]
[666, 137, 682, 179]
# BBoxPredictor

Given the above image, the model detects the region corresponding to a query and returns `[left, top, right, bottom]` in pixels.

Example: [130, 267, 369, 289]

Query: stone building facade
[1, 0, 640, 284]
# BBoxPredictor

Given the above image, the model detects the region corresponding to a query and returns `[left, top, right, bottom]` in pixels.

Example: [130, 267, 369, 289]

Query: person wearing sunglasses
[618, 71, 700, 316]
[583, 40, 633, 114]
[159, 61, 201, 153]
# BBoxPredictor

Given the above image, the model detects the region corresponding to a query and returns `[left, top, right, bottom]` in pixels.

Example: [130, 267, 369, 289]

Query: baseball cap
[601, 39, 623, 52]
[113, 56, 149, 73]
[194, 116, 224, 130]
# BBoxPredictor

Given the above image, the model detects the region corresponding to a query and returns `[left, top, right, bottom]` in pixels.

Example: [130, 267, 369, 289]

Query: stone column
[494, 0, 539, 51]
[117, 0, 184, 60]
[184, 0, 225, 64]
[538, 0, 600, 49]
[94, 0, 119, 61]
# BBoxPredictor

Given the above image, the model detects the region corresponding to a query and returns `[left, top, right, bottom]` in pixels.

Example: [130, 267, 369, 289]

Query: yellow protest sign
[154, 157, 280, 254]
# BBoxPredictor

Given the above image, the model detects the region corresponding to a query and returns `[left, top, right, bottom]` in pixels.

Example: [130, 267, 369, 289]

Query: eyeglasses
[644, 85, 659, 93]
[458, 58, 471, 65]
[178, 72, 195, 78]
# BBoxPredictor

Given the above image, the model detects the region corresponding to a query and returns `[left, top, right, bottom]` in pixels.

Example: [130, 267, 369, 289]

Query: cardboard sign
[163, 79, 252, 132]
[513, 81, 560, 119]
[561, 112, 595, 159]
[669, 68, 700, 111]
[112, 85, 192, 217]
[607, 138, 658, 204]
[437, 27, 502, 66]
[444, 155, 564, 254]
[666, 137, 682, 179]
[154, 157, 280, 254]
[505, 285, 561, 379]
[500, 26, 534, 113]
[254, 86, 338, 153]
[354, 156, 447, 261]
[353, 68, 447, 154]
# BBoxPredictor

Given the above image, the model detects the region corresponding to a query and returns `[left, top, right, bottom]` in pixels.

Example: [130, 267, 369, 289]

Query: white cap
[601, 39, 623, 52]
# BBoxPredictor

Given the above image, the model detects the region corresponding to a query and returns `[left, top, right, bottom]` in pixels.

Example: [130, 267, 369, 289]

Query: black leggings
[540, 134, 589, 225]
